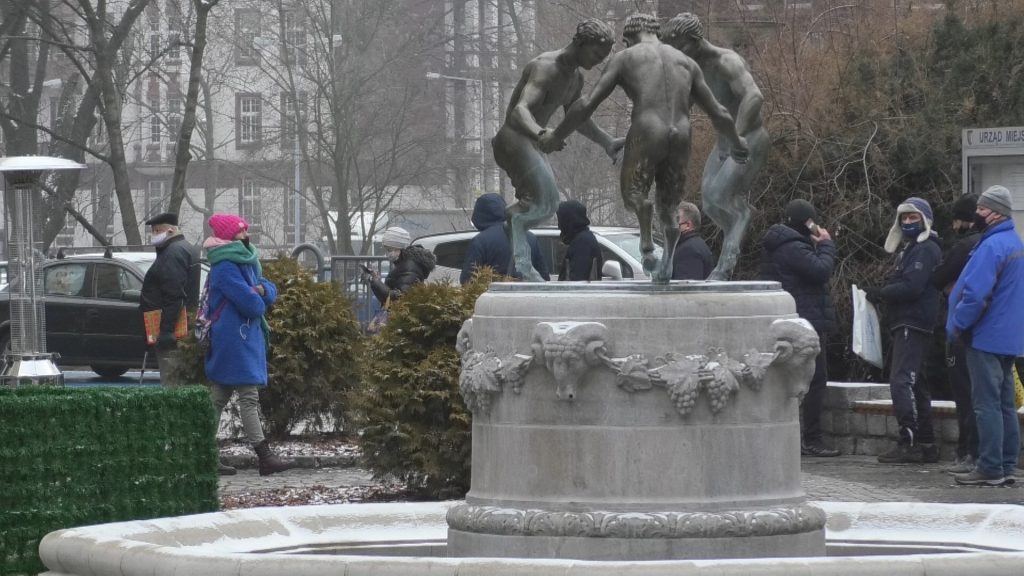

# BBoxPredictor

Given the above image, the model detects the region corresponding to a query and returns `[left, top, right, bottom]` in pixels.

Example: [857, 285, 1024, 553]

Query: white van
[411, 226, 663, 283]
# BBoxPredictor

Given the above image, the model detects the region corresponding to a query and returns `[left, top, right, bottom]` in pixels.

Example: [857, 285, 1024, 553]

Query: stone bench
[821, 382, 1024, 460]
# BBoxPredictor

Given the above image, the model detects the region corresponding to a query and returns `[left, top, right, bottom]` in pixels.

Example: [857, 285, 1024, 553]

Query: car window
[434, 240, 471, 269]
[44, 263, 88, 297]
[94, 263, 140, 298]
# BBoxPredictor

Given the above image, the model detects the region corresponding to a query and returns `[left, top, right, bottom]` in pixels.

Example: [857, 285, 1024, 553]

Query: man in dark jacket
[367, 227, 437, 305]
[140, 212, 201, 387]
[931, 194, 981, 473]
[864, 197, 943, 464]
[671, 201, 713, 280]
[759, 199, 839, 456]
[556, 200, 603, 281]
[460, 193, 550, 284]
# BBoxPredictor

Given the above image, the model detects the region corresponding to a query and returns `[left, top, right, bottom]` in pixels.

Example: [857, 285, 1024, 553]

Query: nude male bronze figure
[542, 13, 747, 283]
[662, 13, 769, 280]
[493, 19, 622, 281]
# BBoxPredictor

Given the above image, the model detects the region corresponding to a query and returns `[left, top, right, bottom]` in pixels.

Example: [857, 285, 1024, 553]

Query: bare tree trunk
[168, 0, 221, 214]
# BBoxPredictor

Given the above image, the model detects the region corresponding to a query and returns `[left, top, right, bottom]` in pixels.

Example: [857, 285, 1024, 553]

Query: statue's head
[622, 13, 659, 47]
[661, 12, 704, 56]
[572, 18, 615, 69]
[769, 318, 821, 398]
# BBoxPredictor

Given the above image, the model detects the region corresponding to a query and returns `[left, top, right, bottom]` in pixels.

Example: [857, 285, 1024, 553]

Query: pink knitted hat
[209, 213, 249, 241]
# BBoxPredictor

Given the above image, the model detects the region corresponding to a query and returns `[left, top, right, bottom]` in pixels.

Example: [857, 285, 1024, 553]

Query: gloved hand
[156, 332, 178, 351]
[863, 286, 884, 305]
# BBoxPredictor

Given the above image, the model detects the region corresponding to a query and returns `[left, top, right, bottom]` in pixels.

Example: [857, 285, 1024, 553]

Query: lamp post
[0, 156, 84, 386]
[425, 71, 489, 196]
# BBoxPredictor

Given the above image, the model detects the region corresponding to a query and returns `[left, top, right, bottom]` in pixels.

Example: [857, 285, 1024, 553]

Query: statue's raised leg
[508, 159, 559, 282]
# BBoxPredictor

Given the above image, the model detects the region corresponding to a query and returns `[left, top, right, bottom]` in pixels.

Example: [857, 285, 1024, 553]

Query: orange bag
[143, 307, 188, 346]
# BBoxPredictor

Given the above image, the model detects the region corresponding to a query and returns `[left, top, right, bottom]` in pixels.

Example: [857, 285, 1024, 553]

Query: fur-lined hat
[884, 197, 933, 253]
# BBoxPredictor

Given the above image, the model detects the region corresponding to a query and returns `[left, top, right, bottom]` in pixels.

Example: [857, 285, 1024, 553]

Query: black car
[0, 251, 206, 378]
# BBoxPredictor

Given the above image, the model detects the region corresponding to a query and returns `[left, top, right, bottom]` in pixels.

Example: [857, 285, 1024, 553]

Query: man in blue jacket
[460, 193, 550, 284]
[947, 185, 1024, 486]
[864, 197, 943, 464]
[759, 199, 838, 456]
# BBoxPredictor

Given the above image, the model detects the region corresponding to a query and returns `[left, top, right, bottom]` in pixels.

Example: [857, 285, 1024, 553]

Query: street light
[425, 71, 488, 196]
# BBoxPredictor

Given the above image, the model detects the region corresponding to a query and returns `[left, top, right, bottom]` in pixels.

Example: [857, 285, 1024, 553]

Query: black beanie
[952, 194, 978, 222]
[784, 199, 817, 234]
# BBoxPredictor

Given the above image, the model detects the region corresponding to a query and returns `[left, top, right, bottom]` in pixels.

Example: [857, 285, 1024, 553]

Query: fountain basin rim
[38, 501, 1024, 576]
[485, 280, 782, 293]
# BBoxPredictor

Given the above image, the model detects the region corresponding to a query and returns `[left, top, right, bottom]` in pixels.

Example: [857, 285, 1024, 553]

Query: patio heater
[0, 156, 84, 386]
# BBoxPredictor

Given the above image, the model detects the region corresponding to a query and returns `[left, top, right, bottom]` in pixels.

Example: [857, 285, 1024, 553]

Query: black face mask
[242, 237, 251, 248]
[973, 213, 990, 232]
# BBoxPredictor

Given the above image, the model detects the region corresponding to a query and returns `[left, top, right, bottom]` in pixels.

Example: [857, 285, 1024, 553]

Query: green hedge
[0, 386, 219, 575]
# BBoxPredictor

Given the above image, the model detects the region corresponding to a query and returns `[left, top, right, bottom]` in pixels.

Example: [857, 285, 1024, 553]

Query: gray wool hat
[978, 185, 1014, 217]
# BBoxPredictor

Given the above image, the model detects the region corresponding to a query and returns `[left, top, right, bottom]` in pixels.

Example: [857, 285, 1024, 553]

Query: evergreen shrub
[0, 386, 218, 575]
[348, 269, 495, 499]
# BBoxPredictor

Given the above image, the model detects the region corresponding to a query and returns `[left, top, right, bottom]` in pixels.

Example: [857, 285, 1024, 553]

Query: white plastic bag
[851, 284, 883, 368]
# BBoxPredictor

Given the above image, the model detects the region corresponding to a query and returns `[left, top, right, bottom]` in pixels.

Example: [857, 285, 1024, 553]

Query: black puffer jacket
[557, 200, 602, 281]
[370, 245, 436, 305]
[932, 231, 981, 293]
[758, 224, 836, 334]
[140, 234, 201, 336]
[879, 235, 942, 333]
[671, 231, 713, 280]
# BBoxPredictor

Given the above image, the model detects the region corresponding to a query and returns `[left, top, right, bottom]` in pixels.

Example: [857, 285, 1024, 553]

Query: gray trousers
[211, 384, 265, 445]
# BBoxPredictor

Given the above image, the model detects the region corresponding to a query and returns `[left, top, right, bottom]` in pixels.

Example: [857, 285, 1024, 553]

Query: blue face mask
[901, 222, 923, 238]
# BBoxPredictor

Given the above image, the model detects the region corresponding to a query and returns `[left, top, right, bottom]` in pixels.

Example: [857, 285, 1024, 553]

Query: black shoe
[801, 441, 840, 457]
[919, 443, 940, 463]
[217, 460, 237, 476]
[877, 444, 922, 464]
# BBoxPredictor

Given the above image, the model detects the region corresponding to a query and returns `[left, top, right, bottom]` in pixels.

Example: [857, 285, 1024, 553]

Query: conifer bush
[348, 269, 495, 498]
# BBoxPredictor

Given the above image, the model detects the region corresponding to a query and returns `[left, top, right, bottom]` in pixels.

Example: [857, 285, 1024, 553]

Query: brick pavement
[219, 455, 1024, 506]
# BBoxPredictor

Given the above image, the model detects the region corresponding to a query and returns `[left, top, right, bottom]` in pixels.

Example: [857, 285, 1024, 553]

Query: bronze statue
[542, 13, 748, 283]
[662, 13, 768, 280]
[493, 19, 623, 282]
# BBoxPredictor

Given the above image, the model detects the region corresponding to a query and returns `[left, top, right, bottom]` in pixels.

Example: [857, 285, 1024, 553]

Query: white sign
[963, 126, 1024, 149]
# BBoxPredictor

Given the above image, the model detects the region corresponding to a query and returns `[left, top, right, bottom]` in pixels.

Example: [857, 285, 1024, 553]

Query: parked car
[412, 226, 664, 283]
[0, 250, 206, 379]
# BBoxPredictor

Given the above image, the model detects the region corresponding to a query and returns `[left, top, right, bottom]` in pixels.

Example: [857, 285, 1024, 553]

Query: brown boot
[253, 440, 297, 476]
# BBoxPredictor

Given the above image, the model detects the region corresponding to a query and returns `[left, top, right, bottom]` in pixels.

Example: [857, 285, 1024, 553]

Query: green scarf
[208, 241, 270, 342]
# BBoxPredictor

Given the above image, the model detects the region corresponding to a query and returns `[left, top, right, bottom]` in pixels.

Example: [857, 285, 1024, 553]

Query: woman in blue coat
[203, 213, 295, 476]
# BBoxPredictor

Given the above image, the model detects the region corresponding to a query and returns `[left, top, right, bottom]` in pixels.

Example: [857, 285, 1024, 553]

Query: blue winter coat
[460, 193, 550, 284]
[758, 224, 836, 334]
[204, 260, 278, 386]
[946, 219, 1024, 356]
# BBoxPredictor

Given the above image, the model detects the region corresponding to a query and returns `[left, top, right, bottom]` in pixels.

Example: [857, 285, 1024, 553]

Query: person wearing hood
[203, 214, 295, 477]
[671, 201, 713, 280]
[364, 227, 436, 305]
[758, 199, 839, 457]
[946, 185, 1024, 486]
[556, 200, 603, 281]
[139, 212, 200, 387]
[460, 193, 550, 284]
[931, 194, 981, 474]
[863, 197, 943, 464]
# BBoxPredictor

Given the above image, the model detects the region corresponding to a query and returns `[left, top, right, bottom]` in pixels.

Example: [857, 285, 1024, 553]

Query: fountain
[38, 282, 1024, 576]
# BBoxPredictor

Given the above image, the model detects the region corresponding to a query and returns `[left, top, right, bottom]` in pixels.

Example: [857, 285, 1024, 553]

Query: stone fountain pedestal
[447, 281, 826, 561]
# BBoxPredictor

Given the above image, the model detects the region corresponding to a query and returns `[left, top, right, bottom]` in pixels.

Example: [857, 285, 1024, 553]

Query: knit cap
[381, 227, 411, 249]
[209, 213, 249, 241]
[978, 185, 1014, 217]
[951, 194, 978, 222]
[884, 197, 933, 253]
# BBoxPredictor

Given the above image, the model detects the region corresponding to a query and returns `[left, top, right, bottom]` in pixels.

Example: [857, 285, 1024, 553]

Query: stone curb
[219, 453, 358, 470]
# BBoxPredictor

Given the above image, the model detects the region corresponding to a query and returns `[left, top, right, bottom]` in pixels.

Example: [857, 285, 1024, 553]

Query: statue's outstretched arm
[549, 57, 621, 144]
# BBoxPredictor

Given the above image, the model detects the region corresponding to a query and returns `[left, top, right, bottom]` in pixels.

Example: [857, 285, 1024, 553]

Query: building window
[234, 10, 259, 65]
[280, 91, 307, 149]
[167, 0, 182, 33]
[282, 10, 306, 65]
[150, 99, 162, 143]
[236, 93, 262, 148]
[145, 181, 167, 218]
[149, 33, 161, 60]
[239, 178, 262, 241]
